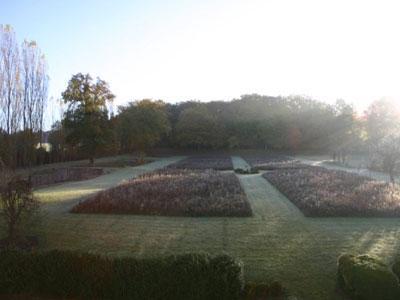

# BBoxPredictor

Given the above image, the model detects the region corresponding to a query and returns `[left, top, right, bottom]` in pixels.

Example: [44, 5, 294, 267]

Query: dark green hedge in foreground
[0, 250, 244, 300]
[338, 254, 400, 300]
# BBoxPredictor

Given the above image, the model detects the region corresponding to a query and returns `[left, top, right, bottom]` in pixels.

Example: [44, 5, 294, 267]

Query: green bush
[0, 250, 244, 300]
[392, 260, 400, 279]
[337, 254, 400, 300]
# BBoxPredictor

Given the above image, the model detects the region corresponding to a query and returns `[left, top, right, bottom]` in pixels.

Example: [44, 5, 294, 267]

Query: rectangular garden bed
[263, 166, 400, 217]
[30, 167, 105, 188]
[168, 155, 233, 170]
[243, 153, 299, 170]
[72, 169, 252, 217]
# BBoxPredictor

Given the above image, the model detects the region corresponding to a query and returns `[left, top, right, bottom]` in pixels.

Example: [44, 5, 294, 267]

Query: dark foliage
[0, 170, 39, 245]
[168, 155, 233, 170]
[244, 281, 286, 299]
[263, 166, 400, 217]
[337, 254, 400, 300]
[0, 250, 244, 300]
[72, 169, 252, 217]
[62, 73, 115, 165]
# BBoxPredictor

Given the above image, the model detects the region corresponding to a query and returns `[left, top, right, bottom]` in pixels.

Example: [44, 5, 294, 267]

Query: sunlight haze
[2, 0, 400, 111]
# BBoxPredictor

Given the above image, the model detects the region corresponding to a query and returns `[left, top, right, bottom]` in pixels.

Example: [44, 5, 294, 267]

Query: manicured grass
[71, 169, 252, 217]
[168, 155, 233, 170]
[263, 165, 400, 217]
[14, 155, 400, 299]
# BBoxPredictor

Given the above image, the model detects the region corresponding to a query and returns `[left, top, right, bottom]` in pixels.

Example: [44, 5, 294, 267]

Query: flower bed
[30, 167, 105, 188]
[168, 156, 233, 170]
[72, 169, 252, 217]
[263, 166, 400, 217]
[243, 154, 299, 170]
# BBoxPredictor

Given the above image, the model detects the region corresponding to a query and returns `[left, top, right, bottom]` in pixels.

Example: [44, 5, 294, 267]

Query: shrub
[0, 250, 244, 300]
[168, 155, 233, 170]
[263, 165, 400, 217]
[337, 254, 400, 300]
[244, 281, 285, 299]
[0, 169, 39, 247]
[392, 260, 400, 279]
[72, 169, 252, 217]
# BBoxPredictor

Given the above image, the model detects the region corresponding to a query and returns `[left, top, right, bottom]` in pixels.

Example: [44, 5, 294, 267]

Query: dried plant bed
[30, 167, 105, 188]
[71, 169, 252, 217]
[77, 158, 153, 168]
[168, 155, 233, 170]
[243, 154, 300, 170]
[263, 166, 400, 217]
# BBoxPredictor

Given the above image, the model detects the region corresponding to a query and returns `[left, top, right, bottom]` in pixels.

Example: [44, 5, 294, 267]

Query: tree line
[49, 72, 398, 165]
[2, 25, 400, 171]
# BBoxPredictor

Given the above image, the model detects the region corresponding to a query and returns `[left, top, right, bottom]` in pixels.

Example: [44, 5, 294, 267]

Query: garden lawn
[20, 156, 400, 299]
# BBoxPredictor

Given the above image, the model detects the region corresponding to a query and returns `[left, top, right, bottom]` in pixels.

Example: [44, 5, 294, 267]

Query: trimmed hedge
[337, 254, 400, 300]
[0, 250, 244, 300]
[393, 260, 400, 279]
[244, 281, 285, 299]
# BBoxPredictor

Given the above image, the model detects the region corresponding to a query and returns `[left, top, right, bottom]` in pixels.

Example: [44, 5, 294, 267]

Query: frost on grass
[72, 169, 252, 217]
[167, 155, 233, 170]
[263, 166, 400, 217]
[243, 153, 300, 170]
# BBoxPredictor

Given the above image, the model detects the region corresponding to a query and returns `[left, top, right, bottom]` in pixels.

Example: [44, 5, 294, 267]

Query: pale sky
[2, 0, 400, 117]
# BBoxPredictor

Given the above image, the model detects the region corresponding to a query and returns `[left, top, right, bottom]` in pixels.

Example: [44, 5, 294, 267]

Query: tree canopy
[117, 99, 170, 153]
[62, 73, 114, 164]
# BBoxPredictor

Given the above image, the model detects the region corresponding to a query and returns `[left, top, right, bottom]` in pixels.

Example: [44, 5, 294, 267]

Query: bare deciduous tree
[0, 25, 49, 167]
[0, 24, 22, 135]
[21, 40, 48, 135]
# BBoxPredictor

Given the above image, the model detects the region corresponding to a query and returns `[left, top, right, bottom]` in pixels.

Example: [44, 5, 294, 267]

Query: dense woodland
[1, 25, 400, 169]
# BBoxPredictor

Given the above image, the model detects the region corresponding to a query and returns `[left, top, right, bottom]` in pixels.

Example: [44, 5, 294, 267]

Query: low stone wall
[31, 167, 104, 188]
